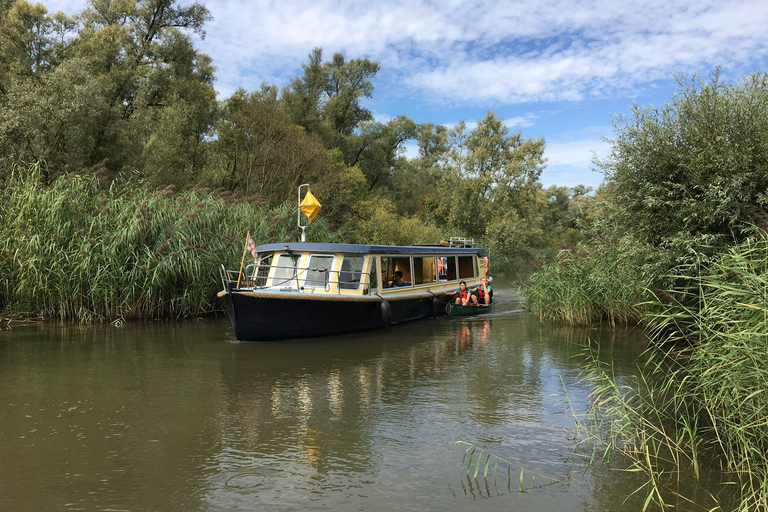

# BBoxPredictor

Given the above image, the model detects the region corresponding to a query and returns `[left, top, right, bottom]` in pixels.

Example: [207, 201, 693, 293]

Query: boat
[217, 241, 490, 341]
[444, 302, 495, 317]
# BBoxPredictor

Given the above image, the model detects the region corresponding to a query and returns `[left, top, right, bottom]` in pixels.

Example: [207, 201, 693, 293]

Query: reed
[568, 236, 768, 511]
[0, 164, 337, 321]
[453, 441, 561, 492]
[523, 244, 648, 325]
[645, 236, 768, 511]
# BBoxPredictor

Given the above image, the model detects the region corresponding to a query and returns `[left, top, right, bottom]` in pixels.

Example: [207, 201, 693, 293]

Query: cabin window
[458, 255, 475, 279]
[255, 254, 273, 287]
[339, 255, 364, 290]
[437, 256, 449, 280]
[273, 254, 300, 287]
[381, 256, 412, 288]
[304, 254, 335, 289]
[444, 256, 458, 281]
[368, 257, 379, 293]
[413, 256, 436, 285]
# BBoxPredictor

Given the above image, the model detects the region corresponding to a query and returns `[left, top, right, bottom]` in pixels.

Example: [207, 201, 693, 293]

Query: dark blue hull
[224, 291, 440, 341]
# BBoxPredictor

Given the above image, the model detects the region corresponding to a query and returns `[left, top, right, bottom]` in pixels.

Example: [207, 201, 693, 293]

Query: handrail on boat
[224, 263, 370, 294]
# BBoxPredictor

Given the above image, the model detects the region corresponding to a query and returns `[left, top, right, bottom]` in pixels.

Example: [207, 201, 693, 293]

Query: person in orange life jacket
[447, 281, 477, 306]
[391, 270, 409, 287]
[472, 276, 493, 305]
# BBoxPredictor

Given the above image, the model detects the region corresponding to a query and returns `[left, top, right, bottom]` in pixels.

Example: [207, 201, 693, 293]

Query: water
[0, 287, 726, 511]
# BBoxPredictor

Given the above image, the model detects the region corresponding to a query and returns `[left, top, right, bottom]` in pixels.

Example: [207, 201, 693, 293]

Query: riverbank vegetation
[0, 163, 337, 321]
[0, 0, 594, 321]
[526, 72, 768, 510]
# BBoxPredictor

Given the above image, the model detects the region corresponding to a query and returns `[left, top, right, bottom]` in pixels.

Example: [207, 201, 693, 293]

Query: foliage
[205, 86, 337, 202]
[282, 48, 379, 146]
[596, 71, 768, 283]
[0, 0, 216, 180]
[0, 163, 336, 320]
[0, 57, 108, 177]
[523, 242, 648, 325]
[341, 196, 443, 246]
[644, 236, 768, 510]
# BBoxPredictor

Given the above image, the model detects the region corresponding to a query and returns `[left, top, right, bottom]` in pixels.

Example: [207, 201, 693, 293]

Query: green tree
[347, 115, 417, 191]
[440, 111, 546, 243]
[541, 184, 594, 246]
[68, 0, 216, 173]
[282, 48, 383, 160]
[206, 86, 348, 208]
[597, 71, 768, 281]
[0, 1, 73, 94]
[0, 57, 108, 179]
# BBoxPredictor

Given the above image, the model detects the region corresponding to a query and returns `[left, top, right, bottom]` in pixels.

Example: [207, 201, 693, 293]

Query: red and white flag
[246, 234, 258, 258]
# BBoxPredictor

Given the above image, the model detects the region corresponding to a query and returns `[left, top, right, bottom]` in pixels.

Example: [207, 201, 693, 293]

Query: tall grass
[0, 163, 337, 321]
[569, 236, 768, 511]
[523, 244, 648, 325]
[646, 236, 768, 511]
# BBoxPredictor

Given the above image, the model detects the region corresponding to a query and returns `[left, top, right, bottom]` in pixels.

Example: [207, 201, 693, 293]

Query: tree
[597, 71, 768, 280]
[0, 1, 73, 95]
[0, 58, 108, 180]
[440, 111, 546, 241]
[346, 115, 417, 191]
[282, 48, 380, 155]
[67, 0, 216, 173]
[206, 87, 335, 204]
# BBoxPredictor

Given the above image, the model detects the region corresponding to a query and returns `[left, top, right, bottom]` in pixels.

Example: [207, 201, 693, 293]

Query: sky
[41, 0, 768, 189]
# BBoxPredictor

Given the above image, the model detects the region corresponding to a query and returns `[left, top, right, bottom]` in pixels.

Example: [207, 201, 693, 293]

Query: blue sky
[43, 0, 768, 189]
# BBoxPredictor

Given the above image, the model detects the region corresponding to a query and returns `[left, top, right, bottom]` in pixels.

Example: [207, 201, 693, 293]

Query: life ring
[380, 299, 392, 327]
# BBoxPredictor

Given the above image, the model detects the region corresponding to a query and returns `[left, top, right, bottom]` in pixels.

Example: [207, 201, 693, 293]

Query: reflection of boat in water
[444, 302, 495, 317]
[218, 241, 490, 341]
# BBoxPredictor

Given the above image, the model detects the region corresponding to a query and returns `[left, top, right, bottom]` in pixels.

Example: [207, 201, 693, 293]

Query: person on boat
[391, 270, 409, 287]
[447, 281, 477, 306]
[472, 276, 493, 305]
[381, 271, 391, 288]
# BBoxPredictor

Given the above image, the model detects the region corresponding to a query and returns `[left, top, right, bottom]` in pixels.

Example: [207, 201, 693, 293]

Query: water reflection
[0, 289, 735, 511]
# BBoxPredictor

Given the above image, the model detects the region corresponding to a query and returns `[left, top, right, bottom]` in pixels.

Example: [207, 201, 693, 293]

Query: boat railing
[228, 263, 370, 294]
[448, 236, 475, 248]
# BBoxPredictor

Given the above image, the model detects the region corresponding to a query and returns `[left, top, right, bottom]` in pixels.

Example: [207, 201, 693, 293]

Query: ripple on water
[223, 471, 274, 493]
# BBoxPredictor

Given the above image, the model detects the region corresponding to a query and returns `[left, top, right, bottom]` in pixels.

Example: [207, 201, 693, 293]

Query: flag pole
[236, 230, 250, 288]
[298, 184, 308, 242]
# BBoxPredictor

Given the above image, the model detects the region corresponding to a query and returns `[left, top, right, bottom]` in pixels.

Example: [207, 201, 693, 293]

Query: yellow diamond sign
[300, 189, 322, 223]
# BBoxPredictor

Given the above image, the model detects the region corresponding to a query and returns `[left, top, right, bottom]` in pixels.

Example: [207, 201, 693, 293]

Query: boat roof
[256, 242, 486, 257]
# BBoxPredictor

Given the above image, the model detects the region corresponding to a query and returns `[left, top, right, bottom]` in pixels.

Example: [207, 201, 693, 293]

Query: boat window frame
[367, 256, 379, 294]
[338, 254, 366, 291]
[254, 253, 273, 288]
[380, 255, 413, 290]
[442, 256, 458, 282]
[457, 255, 475, 279]
[413, 256, 437, 286]
[270, 253, 302, 289]
[303, 253, 336, 291]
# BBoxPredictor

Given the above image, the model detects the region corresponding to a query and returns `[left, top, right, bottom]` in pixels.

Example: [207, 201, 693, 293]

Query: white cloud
[540, 128, 612, 188]
[41, 0, 768, 104]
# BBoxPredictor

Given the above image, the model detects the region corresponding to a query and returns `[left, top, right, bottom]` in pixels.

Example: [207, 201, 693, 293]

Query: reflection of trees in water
[221, 315, 584, 476]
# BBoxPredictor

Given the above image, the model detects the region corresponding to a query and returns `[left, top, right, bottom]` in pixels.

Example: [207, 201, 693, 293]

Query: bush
[523, 241, 648, 325]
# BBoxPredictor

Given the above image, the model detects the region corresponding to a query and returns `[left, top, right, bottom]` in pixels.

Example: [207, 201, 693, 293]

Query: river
[0, 285, 731, 511]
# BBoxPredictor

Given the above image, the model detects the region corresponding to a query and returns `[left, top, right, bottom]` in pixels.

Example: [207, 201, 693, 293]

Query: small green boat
[444, 302, 495, 317]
